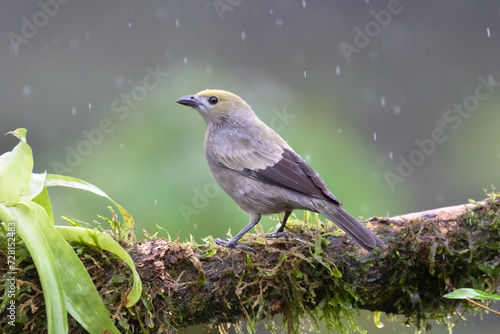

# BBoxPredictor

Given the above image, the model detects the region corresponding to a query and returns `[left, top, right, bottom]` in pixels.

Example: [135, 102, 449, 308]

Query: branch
[2, 195, 500, 333]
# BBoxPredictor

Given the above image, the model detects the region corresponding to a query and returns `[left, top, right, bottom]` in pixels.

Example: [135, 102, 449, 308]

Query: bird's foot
[215, 238, 256, 253]
[265, 231, 290, 240]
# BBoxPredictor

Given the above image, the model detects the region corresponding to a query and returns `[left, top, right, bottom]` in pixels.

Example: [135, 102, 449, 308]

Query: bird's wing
[243, 148, 342, 205]
[206, 121, 341, 205]
[206, 121, 287, 171]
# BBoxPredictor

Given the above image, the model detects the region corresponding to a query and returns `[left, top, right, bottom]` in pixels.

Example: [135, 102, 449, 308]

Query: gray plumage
[176, 90, 384, 252]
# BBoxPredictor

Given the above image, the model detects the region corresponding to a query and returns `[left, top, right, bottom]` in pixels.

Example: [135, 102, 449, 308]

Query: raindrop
[128, 22, 131, 28]
[486, 27, 491, 38]
[442, 254, 445, 260]
[275, 17, 283, 27]
[303, 70, 306, 77]
[184, 57, 188, 64]
[389, 151, 393, 160]
[115, 75, 125, 88]
[205, 65, 212, 74]
[154, 198, 157, 205]
[175, 19, 180, 27]
[365, 0, 369, 3]
[335, 65, 340, 76]
[88, 103, 92, 110]
[368, 49, 378, 60]
[436, 193, 444, 204]
[269, 9, 273, 14]
[193, 223, 198, 230]
[71, 107, 77, 115]
[373, 132, 377, 141]
[487, 73, 495, 85]
[120, 143, 124, 149]
[51, 37, 61, 47]
[380, 96, 385, 107]
[154, 7, 167, 21]
[241, 31, 246, 40]
[69, 37, 80, 50]
[337, 128, 342, 134]
[23, 84, 31, 97]
[410, 291, 420, 304]
[84, 31, 92, 39]
[10, 43, 20, 55]
[393, 105, 401, 116]
[302, 0, 306, 8]
[164, 49, 173, 60]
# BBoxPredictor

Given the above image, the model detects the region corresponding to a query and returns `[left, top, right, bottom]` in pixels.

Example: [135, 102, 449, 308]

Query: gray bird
[176, 90, 384, 252]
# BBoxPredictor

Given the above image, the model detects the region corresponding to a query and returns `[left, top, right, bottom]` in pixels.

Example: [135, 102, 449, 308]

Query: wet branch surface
[2, 196, 500, 333]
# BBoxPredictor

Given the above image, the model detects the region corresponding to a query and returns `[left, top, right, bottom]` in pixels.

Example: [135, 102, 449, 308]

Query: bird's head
[176, 89, 255, 125]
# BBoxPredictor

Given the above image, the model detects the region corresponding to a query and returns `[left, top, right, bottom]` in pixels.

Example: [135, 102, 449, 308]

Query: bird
[176, 90, 384, 252]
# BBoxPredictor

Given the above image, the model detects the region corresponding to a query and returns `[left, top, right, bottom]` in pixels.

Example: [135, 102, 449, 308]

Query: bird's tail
[317, 205, 384, 252]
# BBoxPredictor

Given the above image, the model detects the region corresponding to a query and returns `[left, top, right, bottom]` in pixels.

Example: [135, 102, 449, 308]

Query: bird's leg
[216, 213, 261, 253]
[266, 211, 291, 239]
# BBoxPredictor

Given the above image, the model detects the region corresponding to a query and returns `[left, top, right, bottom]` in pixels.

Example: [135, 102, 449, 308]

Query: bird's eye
[208, 96, 219, 105]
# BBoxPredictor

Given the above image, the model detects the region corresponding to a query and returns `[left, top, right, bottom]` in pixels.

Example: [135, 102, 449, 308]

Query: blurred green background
[1, 1, 499, 333]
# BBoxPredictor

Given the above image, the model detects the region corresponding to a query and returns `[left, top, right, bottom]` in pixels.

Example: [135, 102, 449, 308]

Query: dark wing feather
[241, 149, 342, 206]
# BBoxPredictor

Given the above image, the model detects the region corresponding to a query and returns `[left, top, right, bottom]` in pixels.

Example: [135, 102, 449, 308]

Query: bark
[1, 195, 499, 333]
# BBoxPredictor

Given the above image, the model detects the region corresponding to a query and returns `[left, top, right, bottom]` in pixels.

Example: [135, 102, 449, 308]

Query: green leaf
[0, 203, 14, 224]
[24, 172, 47, 200]
[56, 226, 142, 307]
[0, 129, 33, 206]
[44, 174, 135, 242]
[373, 311, 384, 329]
[444, 288, 500, 300]
[203, 248, 217, 259]
[32, 187, 55, 225]
[27, 199, 121, 334]
[7, 201, 68, 334]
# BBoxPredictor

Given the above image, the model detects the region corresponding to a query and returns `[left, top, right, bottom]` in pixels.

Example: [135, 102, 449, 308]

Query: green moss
[2, 194, 499, 333]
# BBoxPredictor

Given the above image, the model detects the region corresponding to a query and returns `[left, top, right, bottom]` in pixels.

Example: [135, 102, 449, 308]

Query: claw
[265, 231, 290, 240]
[215, 238, 256, 253]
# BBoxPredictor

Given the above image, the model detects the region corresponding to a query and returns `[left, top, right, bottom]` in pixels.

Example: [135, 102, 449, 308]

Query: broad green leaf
[32, 187, 55, 225]
[44, 174, 135, 242]
[56, 226, 142, 307]
[7, 201, 68, 334]
[444, 288, 500, 300]
[0, 203, 14, 224]
[24, 172, 47, 200]
[27, 199, 121, 334]
[0, 129, 33, 206]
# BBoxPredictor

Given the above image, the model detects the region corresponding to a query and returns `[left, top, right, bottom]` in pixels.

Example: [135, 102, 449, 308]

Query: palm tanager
[176, 90, 384, 252]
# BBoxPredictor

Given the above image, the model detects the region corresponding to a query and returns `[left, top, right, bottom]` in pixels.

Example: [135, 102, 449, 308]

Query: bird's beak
[176, 95, 199, 108]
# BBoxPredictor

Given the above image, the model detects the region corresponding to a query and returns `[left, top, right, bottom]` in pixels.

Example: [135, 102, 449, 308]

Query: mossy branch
[2, 195, 500, 333]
